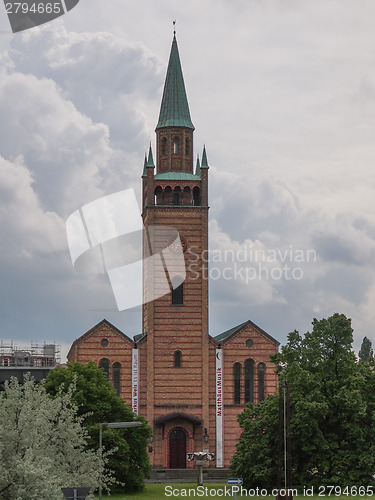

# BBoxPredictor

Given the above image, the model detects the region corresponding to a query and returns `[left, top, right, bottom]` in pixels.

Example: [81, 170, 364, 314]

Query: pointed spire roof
[146, 143, 155, 168]
[195, 155, 201, 177]
[142, 152, 147, 177]
[156, 35, 195, 130]
[201, 145, 209, 168]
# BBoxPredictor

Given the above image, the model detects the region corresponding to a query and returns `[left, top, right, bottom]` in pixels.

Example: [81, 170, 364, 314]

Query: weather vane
[173, 20, 176, 35]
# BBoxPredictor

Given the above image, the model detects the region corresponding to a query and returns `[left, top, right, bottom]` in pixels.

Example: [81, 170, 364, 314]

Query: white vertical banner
[132, 348, 139, 415]
[216, 348, 223, 467]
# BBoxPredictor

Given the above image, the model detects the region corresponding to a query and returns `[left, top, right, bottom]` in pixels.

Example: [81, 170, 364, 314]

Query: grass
[95, 483, 375, 499]
[96, 482, 233, 499]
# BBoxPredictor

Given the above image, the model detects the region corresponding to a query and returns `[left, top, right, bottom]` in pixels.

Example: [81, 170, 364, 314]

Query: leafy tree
[231, 313, 375, 488]
[0, 376, 112, 500]
[45, 361, 151, 492]
[359, 336, 373, 361]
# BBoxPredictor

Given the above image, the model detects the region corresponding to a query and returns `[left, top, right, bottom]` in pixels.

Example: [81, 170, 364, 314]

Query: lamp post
[99, 421, 142, 500]
[187, 452, 215, 486]
[204, 428, 209, 445]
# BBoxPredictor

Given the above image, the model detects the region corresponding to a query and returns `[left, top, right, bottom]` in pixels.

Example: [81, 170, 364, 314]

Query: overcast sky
[1, 0, 375, 361]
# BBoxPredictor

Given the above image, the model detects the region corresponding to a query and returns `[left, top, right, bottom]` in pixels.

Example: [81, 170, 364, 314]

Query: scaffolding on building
[0, 341, 61, 367]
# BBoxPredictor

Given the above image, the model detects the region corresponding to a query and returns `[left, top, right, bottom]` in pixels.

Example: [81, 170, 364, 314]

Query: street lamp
[99, 421, 142, 500]
[204, 428, 209, 444]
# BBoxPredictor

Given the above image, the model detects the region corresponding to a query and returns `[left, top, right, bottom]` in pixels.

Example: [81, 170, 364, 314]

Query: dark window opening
[164, 186, 172, 205]
[185, 137, 190, 155]
[172, 276, 184, 305]
[244, 359, 254, 403]
[258, 363, 265, 402]
[174, 350, 181, 368]
[162, 137, 167, 155]
[234, 362, 241, 404]
[154, 186, 163, 205]
[99, 358, 110, 380]
[183, 186, 192, 205]
[113, 362, 121, 396]
[193, 187, 201, 206]
[173, 137, 179, 154]
[173, 187, 181, 205]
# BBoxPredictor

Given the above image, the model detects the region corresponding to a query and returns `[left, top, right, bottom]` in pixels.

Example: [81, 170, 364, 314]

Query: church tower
[67, 31, 281, 472]
[140, 33, 210, 468]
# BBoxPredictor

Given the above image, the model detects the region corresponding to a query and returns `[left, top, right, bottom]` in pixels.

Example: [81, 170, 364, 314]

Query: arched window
[185, 137, 190, 155]
[174, 350, 181, 368]
[234, 363, 241, 404]
[173, 187, 181, 205]
[99, 358, 110, 380]
[162, 137, 167, 155]
[173, 137, 179, 154]
[164, 186, 172, 205]
[113, 362, 121, 396]
[193, 187, 201, 206]
[258, 363, 265, 402]
[183, 186, 192, 205]
[154, 186, 163, 205]
[171, 276, 184, 305]
[244, 359, 254, 403]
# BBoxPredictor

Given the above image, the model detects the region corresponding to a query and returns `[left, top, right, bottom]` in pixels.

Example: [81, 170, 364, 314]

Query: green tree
[45, 361, 151, 492]
[359, 336, 373, 361]
[0, 376, 112, 500]
[231, 313, 375, 488]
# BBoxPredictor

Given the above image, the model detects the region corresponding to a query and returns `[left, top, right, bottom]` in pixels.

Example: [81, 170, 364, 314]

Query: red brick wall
[67, 321, 133, 404]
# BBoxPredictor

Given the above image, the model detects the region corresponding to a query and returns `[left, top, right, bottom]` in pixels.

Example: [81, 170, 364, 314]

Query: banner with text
[216, 348, 223, 467]
[132, 348, 139, 415]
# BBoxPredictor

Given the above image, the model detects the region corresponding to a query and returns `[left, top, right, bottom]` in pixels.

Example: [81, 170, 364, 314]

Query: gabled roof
[67, 319, 135, 359]
[214, 319, 280, 346]
[133, 333, 147, 344]
[156, 35, 194, 130]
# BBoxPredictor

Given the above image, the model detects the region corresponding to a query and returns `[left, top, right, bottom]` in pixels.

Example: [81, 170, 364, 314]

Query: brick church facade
[67, 34, 279, 469]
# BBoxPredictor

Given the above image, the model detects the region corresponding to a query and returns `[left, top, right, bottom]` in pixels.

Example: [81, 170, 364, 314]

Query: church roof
[154, 171, 200, 181]
[67, 319, 134, 359]
[215, 321, 249, 342]
[156, 35, 195, 131]
[214, 319, 280, 345]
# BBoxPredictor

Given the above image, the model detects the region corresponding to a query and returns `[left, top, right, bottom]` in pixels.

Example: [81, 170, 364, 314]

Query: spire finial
[173, 20, 176, 35]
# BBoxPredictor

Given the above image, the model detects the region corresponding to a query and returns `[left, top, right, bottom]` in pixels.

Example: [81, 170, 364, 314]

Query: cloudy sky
[1, 0, 375, 361]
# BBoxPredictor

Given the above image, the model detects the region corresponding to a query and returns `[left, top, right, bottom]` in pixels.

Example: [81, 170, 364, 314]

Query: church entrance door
[169, 428, 187, 469]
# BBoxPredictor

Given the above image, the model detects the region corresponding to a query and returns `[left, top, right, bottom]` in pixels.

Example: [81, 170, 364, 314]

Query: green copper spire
[195, 155, 201, 177]
[142, 152, 147, 177]
[201, 145, 209, 168]
[156, 35, 195, 130]
[146, 143, 155, 168]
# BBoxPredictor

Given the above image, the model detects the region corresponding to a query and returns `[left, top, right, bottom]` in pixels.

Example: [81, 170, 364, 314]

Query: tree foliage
[0, 376, 112, 500]
[231, 313, 375, 489]
[359, 336, 373, 362]
[45, 361, 151, 492]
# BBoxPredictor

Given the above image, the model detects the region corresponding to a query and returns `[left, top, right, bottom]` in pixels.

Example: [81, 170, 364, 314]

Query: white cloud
[0, 155, 65, 257]
[1, 0, 375, 355]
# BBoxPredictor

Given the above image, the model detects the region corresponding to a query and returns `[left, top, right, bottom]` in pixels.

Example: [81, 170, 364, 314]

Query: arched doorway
[169, 428, 187, 469]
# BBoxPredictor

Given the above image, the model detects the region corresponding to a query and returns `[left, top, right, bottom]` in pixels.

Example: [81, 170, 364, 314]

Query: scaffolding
[0, 341, 61, 367]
